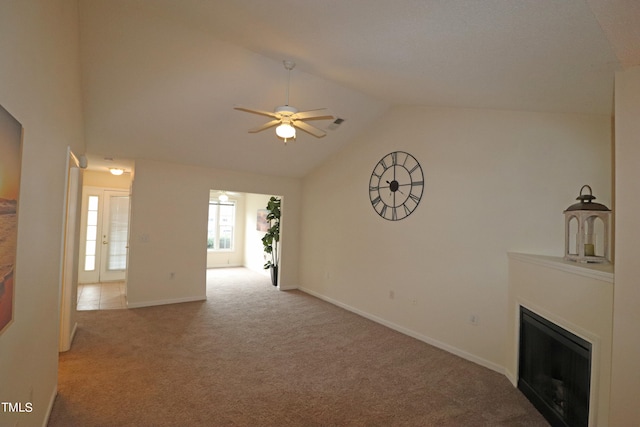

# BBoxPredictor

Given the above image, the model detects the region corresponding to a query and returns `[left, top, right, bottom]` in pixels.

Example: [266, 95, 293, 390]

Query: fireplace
[518, 306, 592, 427]
[508, 253, 613, 426]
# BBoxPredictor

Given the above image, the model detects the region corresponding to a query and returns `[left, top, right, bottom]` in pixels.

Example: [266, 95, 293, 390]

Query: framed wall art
[256, 209, 269, 232]
[0, 104, 22, 335]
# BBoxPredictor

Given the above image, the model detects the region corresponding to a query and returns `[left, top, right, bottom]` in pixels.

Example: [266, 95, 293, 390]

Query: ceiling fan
[234, 60, 336, 143]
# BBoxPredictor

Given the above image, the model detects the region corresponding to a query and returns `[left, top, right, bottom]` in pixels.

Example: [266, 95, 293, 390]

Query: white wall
[83, 169, 132, 189]
[244, 193, 274, 276]
[127, 158, 301, 307]
[300, 105, 611, 371]
[609, 66, 640, 425]
[0, 0, 85, 425]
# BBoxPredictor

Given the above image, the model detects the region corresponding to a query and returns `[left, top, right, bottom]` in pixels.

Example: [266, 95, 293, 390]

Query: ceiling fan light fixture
[234, 59, 335, 141]
[276, 122, 296, 140]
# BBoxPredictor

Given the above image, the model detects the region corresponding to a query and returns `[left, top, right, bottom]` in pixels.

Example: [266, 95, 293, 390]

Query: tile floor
[77, 281, 126, 310]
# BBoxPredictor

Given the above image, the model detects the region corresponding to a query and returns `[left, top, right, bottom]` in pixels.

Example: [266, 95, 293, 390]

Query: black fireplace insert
[518, 306, 591, 427]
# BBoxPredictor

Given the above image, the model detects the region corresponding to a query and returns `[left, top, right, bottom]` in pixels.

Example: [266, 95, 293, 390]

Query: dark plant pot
[270, 265, 278, 287]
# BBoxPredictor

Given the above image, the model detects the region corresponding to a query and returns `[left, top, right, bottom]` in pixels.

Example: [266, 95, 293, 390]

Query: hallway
[77, 282, 126, 310]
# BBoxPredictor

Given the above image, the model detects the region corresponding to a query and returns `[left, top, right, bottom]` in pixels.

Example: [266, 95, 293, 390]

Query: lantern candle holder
[563, 185, 611, 263]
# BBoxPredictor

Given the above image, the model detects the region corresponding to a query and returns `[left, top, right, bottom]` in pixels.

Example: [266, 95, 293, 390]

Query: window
[84, 195, 99, 271]
[208, 201, 235, 250]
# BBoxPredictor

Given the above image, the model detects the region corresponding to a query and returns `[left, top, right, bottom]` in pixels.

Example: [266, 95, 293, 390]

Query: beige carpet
[49, 268, 548, 426]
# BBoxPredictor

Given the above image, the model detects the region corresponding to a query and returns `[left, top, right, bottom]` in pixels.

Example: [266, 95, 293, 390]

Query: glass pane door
[100, 191, 129, 281]
[78, 188, 130, 283]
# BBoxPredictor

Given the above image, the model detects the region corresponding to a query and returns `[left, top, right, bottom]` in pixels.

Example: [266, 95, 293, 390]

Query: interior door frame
[59, 148, 82, 352]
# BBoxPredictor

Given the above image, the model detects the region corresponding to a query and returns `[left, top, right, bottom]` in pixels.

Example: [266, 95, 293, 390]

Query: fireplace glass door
[518, 307, 591, 427]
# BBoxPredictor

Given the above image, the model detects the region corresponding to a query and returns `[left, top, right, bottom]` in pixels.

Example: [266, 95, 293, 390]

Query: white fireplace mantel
[506, 252, 614, 427]
[508, 252, 613, 283]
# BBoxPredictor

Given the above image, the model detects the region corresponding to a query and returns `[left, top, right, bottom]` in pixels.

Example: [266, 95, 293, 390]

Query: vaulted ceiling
[79, 0, 640, 177]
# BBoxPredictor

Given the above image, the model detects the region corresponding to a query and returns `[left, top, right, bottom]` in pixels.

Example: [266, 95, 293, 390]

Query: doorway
[78, 187, 130, 284]
[77, 187, 130, 311]
[206, 190, 283, 287]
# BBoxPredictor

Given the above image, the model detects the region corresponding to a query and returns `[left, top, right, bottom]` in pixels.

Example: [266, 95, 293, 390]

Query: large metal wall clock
[369, 151, 424, 221]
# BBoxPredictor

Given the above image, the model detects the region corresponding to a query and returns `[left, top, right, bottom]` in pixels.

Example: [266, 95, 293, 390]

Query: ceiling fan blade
[248, 119, 281, 133]
[293, 108, 335, 121]
[234, 106, 279, 119]
[293, 120, 326, 138]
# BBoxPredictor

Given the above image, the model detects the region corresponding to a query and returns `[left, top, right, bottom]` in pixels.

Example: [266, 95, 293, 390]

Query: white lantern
[564, 185, 611, 263]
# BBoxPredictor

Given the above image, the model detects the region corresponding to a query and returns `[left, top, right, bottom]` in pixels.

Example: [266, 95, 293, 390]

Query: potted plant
[261, 196, 281, 286]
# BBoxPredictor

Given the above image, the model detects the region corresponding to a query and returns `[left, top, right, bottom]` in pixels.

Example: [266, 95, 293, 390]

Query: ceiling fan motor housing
[275, 105, 298, 116]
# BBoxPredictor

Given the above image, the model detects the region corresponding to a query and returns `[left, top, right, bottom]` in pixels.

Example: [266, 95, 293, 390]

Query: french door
[78, 188, 130, 283]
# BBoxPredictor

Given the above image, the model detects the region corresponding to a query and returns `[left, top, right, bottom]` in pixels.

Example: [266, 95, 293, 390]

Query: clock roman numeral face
[369, 151, 424, 221]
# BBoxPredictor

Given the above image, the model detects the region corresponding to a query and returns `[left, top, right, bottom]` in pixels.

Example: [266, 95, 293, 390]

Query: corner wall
[300, 105, 611, 371]
[0, 0, 85, 425]
[609, 66, 640, 425]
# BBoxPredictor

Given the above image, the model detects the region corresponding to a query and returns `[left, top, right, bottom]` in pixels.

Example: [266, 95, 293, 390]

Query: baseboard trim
[207, 263, 244, 269]
[299, 287, 505, 375]
[43, 385, 57, 427]
[505, 368, 518, 387]
[127, 295, 206, 309]
[69, 321, 78, 346]
[59, 321, 78, 352]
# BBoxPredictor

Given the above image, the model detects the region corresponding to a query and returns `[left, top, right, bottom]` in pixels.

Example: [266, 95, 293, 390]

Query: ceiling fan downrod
[283, 60, 295, 106]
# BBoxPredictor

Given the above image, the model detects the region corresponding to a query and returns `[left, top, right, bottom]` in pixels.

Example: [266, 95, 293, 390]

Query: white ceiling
[78, 0, 640, 177]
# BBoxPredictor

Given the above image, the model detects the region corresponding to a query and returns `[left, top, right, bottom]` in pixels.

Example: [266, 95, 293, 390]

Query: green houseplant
[261, 196, 281, 286]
